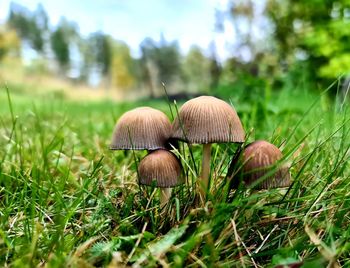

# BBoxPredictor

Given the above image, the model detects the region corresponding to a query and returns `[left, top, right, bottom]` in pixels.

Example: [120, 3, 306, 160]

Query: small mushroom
[240, 140, 291, 189]
[172, 96, 245, 199]
[138, 149, 184, 207]
[110, 107, 172, 150]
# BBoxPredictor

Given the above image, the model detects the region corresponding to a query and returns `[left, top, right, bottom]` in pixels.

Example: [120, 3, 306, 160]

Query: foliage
[50, 25, 70, 69]
[110, 41, 136, 90]
[208, 46, 223, 91]
[155, 37, 182, 84]
[139, 36, 182, 97]
[0, 26, 20, 61]
[50, 19, 78, 71]
[215, 0, 350, 93]
[76, 36, 94, 82]
[266, 0, 350, 83]
[182, 46, 211, 93]
[88, 32, 112, 77]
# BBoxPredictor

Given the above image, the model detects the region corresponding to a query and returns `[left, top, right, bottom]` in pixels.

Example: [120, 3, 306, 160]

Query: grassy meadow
[0, 83, 349, 267]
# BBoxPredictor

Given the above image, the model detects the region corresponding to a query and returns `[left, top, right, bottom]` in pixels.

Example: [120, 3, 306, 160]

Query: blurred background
[0, 0, 350, 101]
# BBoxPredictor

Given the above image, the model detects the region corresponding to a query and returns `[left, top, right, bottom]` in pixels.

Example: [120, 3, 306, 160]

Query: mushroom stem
[160, 188, 172, 208]
[200, 143, 212, 199]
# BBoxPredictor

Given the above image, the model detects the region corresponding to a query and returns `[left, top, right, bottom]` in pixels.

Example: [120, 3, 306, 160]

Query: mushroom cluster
[110, 106, 183, 207]
[110, 96, 292, 208]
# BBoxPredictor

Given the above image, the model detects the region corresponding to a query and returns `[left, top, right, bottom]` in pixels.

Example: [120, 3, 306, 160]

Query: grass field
[0, 83, 349, 267]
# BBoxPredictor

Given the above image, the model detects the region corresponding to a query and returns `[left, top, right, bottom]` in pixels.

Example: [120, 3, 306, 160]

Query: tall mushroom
[171, 96, 245, 199]
[138, 149, 183, 207]
[110, 107, 172, 150]
[240, 140, 291, 189]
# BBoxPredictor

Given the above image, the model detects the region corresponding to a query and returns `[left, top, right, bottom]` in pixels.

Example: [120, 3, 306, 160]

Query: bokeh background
[0, 0, 350, 101]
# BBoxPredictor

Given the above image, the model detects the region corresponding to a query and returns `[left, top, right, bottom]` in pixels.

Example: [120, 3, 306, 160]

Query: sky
[0, 0, 236, 59]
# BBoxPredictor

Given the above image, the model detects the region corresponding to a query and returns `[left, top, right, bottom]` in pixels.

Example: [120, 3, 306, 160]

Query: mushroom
[138, 149, 183, 207]
[240, 140, 291, 189]
[171, 96, 245, 199]
[110, 107, 172, 150]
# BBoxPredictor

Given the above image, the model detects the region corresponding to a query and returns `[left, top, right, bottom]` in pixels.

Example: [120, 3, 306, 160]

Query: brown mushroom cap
[110, 107, 172, 150]
[171, 96, 245, 144]
[138, 149, 183, 188]
[241, 140, 291, 189]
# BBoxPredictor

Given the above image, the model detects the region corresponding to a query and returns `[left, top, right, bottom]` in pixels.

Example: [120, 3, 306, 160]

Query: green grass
[0, 84, 349, 267]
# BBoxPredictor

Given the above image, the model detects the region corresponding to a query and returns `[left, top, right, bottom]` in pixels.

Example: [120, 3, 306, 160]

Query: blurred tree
[139, 38, 158, 97]
[88, 32, 112, 77]
[229, 0, 256, 60]
[213, 0, 271, 96]
[265, 0, 296, 66]
[110, 41, 135, 90]
[51, 27, 69, 70]
[157, 35, 182, 84]
[50, 19, 77, 71]
[224, 1, 272, 63]
[208, 42, 222, 91]
[183, 46, 210, 93]
[139, 36, 182, 97]
[8, 2, 48, 54]
[0, 26, 21, 61]
[77, 38, 94, 82]
[31, 4, 48, 53]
